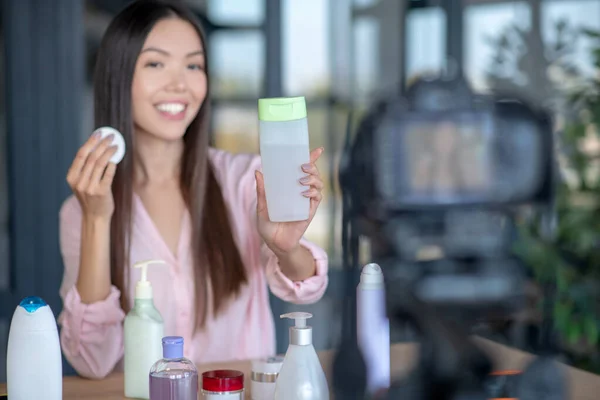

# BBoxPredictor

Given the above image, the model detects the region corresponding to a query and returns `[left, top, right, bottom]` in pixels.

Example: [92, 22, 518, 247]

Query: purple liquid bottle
[149, 336, 198, 400]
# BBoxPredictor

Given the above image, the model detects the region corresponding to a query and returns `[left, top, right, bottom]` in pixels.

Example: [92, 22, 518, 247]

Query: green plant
[514, 28, 600, 373]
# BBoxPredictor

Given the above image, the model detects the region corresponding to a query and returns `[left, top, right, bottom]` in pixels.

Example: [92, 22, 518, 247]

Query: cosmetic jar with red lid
[202, 369, 244, 399]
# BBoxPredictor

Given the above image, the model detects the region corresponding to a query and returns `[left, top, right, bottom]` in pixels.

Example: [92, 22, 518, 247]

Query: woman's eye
[145, 61, 163, 68]
[188, 64, 204, 71]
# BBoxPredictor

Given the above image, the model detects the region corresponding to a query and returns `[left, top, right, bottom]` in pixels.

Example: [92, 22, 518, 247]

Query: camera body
[345, 74, 554, 214]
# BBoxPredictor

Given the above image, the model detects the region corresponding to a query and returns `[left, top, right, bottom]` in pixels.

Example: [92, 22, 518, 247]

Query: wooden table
[2, 338, 600, 399]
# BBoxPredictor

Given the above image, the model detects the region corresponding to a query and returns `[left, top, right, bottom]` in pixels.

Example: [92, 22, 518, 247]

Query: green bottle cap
[258, 96, 307, 122]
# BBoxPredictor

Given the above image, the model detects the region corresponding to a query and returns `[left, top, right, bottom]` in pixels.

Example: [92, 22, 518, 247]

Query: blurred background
[2, 0, 600, 380]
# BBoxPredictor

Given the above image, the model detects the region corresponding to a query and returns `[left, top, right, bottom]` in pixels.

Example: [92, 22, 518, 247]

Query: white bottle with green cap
[124, 259, 165, 399]
[258, 96, 310, 222]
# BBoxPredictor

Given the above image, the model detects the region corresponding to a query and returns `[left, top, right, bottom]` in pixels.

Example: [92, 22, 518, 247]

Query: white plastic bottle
[124, 259, 166, 399]
[274, 312, 329, 400]
[6, 296, 62, 400]
[258, 96, 311, 222]
[357, 263, 390, 396]
[251, 356, 284, 400]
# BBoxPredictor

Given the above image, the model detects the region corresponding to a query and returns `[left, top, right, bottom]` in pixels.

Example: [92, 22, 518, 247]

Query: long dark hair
[93, 0, 247, 331]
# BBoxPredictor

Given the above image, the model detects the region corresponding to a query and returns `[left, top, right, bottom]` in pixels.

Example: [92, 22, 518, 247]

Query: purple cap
[162, 336, 184, 359]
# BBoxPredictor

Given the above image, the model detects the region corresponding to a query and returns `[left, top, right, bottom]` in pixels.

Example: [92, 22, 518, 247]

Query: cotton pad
[93, 126, 126, 164]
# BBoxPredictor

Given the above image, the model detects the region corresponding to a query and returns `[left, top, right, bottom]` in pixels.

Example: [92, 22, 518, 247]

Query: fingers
[301, 161, 320, 177]
[68, 134, 117, 192]
[301, 149, 324, 206]
[66, 133, 102, 187]
[302, 147, 323, 177]
[304, 189, 323, 220]
[255, 170, 268, 216]
[299, 175, 324, 190]
[100, 163, 117, 189]
[311, 190, 323, 207]
[302, 188, 322, 201]
[76, 136, 116, 192]
[309, 147, 324, 163]
[88, 145, 119, 191]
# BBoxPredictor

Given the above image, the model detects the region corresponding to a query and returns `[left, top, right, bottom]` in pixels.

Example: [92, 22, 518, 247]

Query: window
[464, 0, 600, 107]
[212, 104, 259, 154]
[304, 106, 335, 258]
[406, 7, 446, 82]
[209, 31, 265, 99]
[353, 17, 379, 102]
[325, 106, 353, 268]
[353, 0, 380, 8]
[282, 0, 331, 98]
[464, 1, 531, 92]
[207, 0, 265, 25]
[541, 0, 600, 78]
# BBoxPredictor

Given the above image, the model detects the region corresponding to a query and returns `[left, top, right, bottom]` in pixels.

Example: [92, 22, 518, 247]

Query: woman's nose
[167, 69, 186, 92]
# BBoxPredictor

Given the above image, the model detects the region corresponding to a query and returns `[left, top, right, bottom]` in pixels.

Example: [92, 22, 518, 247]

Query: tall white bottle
[357, 263, 390, 396]
[274, 312, 329, 400]
[124, 259, 166, 399]
[258, 96, 311, 222]
[6, 296, 62, 400]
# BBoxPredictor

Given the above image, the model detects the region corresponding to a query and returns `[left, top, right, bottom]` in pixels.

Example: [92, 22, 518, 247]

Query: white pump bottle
[274, 312, 329, 400]
[124, 259, 165, 399]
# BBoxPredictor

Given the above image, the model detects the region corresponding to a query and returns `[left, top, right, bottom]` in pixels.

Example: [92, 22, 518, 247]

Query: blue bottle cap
[162, 336, 184, 359]
[19, 296, 47, 313]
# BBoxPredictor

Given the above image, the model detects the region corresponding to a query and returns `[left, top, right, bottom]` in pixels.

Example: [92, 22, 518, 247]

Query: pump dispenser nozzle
[275, 311, 329, 399]
[133, 259, 166, 299]
[281, 312, 313, 346]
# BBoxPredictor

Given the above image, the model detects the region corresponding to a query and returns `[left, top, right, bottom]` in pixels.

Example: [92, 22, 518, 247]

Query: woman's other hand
[66, 132, 118, 220]
[255, 147, 325, 256]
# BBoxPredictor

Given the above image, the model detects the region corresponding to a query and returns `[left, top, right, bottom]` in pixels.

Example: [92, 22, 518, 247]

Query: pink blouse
[57, 148, 329, 379]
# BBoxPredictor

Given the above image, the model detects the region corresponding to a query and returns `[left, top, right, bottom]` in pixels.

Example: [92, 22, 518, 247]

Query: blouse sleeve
[57, 196, 126, 379]
[212, 149, 329, 304]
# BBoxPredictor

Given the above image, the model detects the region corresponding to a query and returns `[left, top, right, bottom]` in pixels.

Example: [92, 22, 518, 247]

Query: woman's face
[131, 17, 207, 142]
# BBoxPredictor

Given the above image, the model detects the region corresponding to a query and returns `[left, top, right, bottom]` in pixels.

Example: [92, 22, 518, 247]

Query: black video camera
[335, 72, 565, 400]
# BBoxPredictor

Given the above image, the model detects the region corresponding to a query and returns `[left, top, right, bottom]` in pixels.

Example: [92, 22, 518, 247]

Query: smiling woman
[133, 19, 207, 137]
[57, 0, 329, 380]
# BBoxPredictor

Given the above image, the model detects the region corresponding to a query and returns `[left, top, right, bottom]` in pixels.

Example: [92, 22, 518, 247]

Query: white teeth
[156, 103, 185, 114]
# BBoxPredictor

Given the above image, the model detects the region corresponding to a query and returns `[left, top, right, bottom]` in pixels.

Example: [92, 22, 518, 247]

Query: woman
[58, 0, 328, 379]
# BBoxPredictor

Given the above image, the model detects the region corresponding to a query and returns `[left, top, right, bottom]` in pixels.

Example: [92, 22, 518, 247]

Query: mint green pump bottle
[124, 259, 166, 399]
